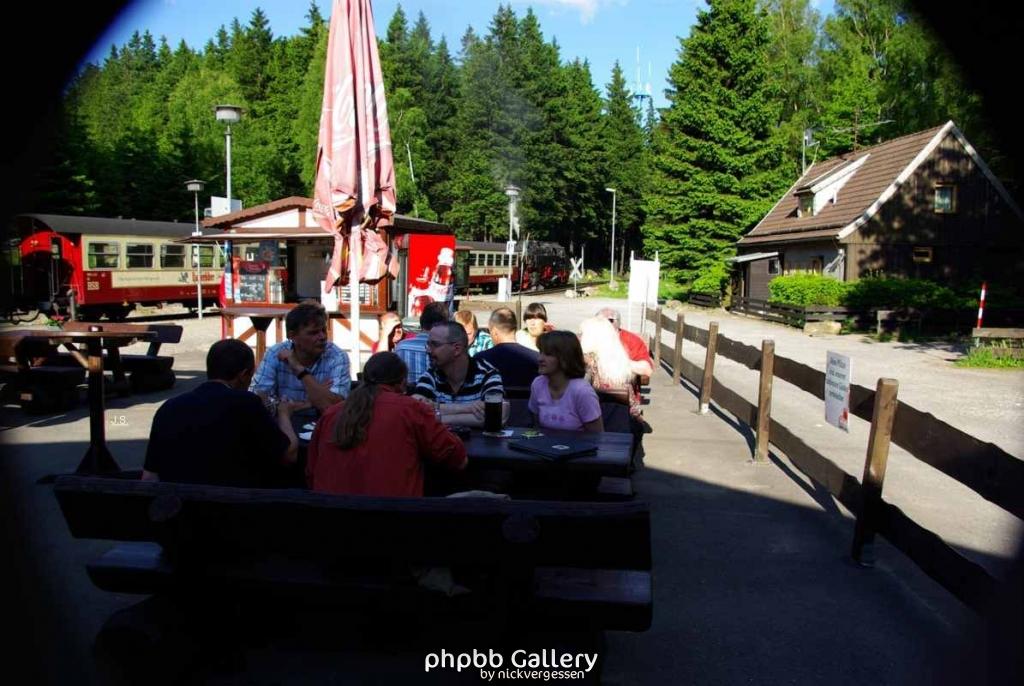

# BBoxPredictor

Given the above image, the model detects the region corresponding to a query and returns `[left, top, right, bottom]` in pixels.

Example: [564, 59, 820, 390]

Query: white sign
[570, 257, 584, 280]
[627, 258, 660, 305]
[209, 196, 242, 217]
[825, 351, 851, 431]
[505, 240, 516, 256]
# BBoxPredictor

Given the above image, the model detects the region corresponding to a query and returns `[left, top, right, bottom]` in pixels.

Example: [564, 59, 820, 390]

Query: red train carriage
[10, 214, 220, 320]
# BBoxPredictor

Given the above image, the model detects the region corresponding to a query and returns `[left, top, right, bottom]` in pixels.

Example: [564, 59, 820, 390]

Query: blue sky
[85, 0, 831, 109]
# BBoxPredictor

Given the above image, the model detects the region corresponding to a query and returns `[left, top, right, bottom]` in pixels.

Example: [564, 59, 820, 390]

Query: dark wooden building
[735, 122, 1023, 299]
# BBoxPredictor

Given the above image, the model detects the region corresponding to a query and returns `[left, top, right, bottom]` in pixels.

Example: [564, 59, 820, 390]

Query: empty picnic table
[0, 328, 156, 474]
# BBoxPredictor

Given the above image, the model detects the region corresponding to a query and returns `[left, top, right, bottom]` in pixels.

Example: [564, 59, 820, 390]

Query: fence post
[672, 313, 684, 385]
[653, 307, 663, 370]
[851, 378, 900, 566]
[754, 339, 775, 461]
[699, 321, 719, 414]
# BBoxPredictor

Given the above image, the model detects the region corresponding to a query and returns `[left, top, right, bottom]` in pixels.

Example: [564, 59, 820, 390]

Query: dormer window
[798, 194, 814, 217]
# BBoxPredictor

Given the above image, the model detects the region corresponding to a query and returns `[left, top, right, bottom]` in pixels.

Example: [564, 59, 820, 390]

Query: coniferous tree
[602, 62, 648, 262]
[644, 0, 789, 291]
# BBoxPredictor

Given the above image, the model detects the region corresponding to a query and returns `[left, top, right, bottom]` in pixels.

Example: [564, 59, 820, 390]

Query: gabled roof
[202, 196, 450, 235]
[738, 121, 1023, 246]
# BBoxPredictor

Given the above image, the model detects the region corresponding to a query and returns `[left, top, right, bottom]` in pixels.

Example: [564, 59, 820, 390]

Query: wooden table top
[217, 307, 293, 319]
[463, 427, 632, 477]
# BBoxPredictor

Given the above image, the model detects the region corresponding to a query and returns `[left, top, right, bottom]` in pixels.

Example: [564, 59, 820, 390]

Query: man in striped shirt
[412, 321, 504, 428]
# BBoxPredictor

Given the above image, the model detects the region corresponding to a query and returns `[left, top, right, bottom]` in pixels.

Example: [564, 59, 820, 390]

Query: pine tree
[643, 0, 789, 291]
[602, 62, 648, 262]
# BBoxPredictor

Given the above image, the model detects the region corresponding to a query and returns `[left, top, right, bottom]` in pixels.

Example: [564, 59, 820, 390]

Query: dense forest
[32, 0, 1002, 288]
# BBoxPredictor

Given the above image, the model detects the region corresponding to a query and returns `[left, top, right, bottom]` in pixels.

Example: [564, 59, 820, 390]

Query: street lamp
[214, 105, 243, 210]
[504, 185, 520, 297]
[605, 187, 617, 287]
[186, 179, 205, 319]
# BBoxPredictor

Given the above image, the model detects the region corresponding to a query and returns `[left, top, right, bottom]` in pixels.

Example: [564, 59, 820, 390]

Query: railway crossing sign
[506, 240, 516, 255]
[570, 257, 584, 280]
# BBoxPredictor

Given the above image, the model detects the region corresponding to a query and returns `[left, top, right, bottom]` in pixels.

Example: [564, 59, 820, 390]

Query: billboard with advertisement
[405, 233, 456, 319]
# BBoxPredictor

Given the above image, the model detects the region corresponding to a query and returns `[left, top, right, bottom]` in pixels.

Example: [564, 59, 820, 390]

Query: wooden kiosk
[193, 197, 455, 372]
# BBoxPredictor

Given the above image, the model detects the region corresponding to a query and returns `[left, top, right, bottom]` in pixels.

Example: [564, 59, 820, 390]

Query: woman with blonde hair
[306, 352, 466, 497]
[578, 316, 640, 417]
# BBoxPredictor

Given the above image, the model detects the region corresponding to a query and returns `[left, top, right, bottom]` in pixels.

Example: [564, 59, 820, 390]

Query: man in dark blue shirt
[143, 339, 301, 487]
[475, 307, 539, 390]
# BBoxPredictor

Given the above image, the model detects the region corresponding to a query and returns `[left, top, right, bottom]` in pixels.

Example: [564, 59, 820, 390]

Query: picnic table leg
[106, 346, 131, 397]
[77, 339, 120, 475]
[250, 317, 273, 368]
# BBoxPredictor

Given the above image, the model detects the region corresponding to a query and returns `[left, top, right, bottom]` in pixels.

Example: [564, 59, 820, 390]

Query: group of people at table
[143, 300, 652, 498]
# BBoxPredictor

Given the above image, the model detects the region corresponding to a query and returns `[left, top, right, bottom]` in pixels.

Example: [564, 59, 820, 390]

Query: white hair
[579, 316, 632, 386]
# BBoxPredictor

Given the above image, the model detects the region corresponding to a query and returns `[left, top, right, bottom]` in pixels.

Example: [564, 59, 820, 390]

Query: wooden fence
[688, 292, 722, 309]
[643, 305, 1023, 613]
[729, 296, 854, 328]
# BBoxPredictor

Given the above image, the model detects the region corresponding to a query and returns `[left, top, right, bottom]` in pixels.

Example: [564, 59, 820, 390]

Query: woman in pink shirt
[528, 331, 604, 433]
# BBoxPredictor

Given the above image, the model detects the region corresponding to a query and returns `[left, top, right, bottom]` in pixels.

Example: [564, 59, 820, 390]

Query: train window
[160, 244, 186, 269]
[469, 253, 478, 267]
[487, 254, 495, 267]
[87, 242, 120, 269]
[126, 243, 154, 269]
[197, 246, 215, 268]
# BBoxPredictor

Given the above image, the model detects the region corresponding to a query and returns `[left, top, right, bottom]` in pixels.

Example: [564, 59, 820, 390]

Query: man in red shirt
[597, 307, 654, 379]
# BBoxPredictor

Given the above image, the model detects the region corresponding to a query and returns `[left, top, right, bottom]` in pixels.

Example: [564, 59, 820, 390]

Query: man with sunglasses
[412, 321, 504, 428]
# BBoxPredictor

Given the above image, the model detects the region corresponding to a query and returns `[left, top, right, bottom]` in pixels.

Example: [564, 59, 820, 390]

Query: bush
[767, 274, 849, 307]
[690, 263, 728, 296]
[844, 277, 967, 311]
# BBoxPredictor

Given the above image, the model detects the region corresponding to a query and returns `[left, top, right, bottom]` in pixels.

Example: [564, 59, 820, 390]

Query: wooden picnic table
[217, 306, 293, 367]
[463, 427, 633, 477]
[0, 328, 156, 474]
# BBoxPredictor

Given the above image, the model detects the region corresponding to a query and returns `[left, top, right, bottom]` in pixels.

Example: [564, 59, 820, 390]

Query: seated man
[143, 339, 301, 486]
[598, 307, 654, 379]
[412, 321, 504, 428]
[395, 301, 451, 387]
[475, 307, 539, 389]
[250, 301, 350, 413]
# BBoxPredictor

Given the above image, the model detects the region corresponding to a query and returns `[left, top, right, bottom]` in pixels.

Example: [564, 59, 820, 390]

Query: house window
[767, 258, 781, 275]
[912, 247, 933, 263]
[160, 244, 186, 269]
[934, 185, 957, 213]
[798, 194, 813, 217]
[87, 242, 120, 269]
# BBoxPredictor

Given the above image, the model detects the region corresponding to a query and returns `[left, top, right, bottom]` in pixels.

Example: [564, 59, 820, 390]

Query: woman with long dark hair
[528, 331, 604, 433]
[306, 352, 467, 497]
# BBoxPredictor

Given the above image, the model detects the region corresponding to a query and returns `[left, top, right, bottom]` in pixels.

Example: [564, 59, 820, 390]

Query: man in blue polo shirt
[250, 301, 350, 413]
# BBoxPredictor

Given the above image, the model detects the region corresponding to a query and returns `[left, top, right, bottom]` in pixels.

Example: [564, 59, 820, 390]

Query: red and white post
[976, 281, 987, 329]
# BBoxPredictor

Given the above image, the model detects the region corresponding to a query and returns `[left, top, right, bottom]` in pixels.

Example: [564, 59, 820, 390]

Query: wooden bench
[61, 322, 182, 392]
[0, 335, 84, 413]
[54, 476, 653, 638]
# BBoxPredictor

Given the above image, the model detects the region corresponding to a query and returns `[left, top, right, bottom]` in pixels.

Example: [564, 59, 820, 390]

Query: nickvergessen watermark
[424, 649, 598, 681]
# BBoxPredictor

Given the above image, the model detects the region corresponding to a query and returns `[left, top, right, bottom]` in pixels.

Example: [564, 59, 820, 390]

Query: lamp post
[186, 179, 205, 319]
[605, 187, 617, 287]
[504, 185, 520, 297]
[214, 105, 243, 210]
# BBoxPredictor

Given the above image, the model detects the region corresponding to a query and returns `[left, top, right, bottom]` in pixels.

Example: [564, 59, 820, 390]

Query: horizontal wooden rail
[669, 321, 1024, 521]
[660, 337, 1000, 612]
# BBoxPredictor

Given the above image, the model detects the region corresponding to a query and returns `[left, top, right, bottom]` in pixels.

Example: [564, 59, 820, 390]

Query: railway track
[461, 281, 604, 300]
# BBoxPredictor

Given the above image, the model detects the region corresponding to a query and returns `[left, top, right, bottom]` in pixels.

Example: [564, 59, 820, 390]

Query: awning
[729, 251, 779, 263]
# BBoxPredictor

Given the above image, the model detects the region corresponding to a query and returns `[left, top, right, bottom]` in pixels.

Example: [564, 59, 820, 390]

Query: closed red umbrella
[312, 0, 396, 371]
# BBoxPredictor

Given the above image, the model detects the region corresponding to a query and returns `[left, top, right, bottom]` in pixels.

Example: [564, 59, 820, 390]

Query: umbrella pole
[349, 225, 362, 374]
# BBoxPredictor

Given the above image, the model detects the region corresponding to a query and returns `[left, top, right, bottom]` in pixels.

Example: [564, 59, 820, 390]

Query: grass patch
[955, 348, 1024, 368]
[590, 280, 629, 299]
